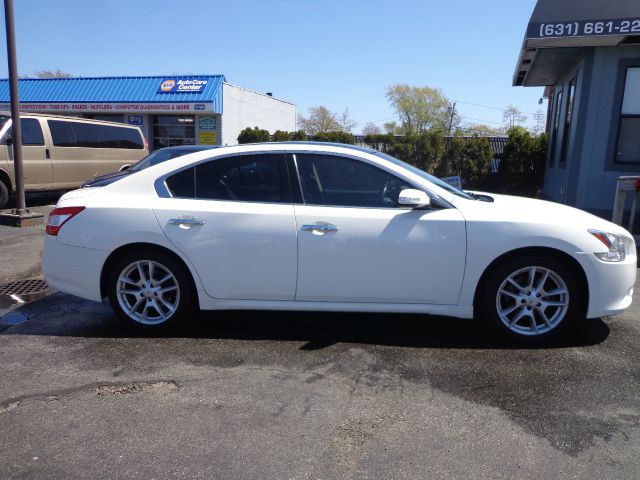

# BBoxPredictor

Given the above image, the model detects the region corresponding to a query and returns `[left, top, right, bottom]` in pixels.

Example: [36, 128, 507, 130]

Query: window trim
[548, 87, 563, 168]
[606, 60, 640, 171]
[160, 152, 292, 205]
[155, 149, 452, 209]
[559, 77, 577, 170]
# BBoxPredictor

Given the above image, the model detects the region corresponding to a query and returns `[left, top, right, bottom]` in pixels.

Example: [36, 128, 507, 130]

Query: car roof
[156, 145, 218, 152]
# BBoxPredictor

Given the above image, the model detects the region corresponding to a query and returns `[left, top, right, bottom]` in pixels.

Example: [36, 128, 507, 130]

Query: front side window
[295, 153, 412, 208]
[616, 67, 640, 164]
[5, 118, 45, 146]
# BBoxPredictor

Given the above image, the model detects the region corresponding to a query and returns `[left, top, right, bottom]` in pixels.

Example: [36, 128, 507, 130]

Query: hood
[456, 193, 630, 236]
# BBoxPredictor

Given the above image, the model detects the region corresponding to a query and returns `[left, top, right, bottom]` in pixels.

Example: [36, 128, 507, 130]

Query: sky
[0, 0, 545, 134]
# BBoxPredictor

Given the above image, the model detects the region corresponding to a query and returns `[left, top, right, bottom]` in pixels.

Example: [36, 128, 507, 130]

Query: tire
[107, 250, 197, 331]
[0, 180, 9, 210]
[477, 254, 584, 343]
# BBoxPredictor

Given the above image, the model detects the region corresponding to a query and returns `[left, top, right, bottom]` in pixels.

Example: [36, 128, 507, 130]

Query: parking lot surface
[1, 279, 639, 479]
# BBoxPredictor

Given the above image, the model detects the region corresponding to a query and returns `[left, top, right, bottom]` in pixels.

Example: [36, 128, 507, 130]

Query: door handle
[45, 148, 50, 159]
[169, 217, 206, 226]
[302, 222, 339, 233]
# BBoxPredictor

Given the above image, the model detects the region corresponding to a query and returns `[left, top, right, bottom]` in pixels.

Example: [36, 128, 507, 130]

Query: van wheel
[0, 180, 9, 210]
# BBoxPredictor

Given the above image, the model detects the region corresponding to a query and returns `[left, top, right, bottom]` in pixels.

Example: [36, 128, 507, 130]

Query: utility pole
[447, 102, 456, 136]
[0, 0, 42, 225]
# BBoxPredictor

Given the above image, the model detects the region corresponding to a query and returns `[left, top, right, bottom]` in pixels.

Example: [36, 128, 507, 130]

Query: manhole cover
[0, 279, 52, 296]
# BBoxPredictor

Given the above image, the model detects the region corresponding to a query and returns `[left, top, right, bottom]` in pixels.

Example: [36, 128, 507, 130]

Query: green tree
[290, 130, 307, 141]
[502, 105, 527, 129]
[386, 84, 453, 135]
[272, 130, 291, 141]
[298, 106, 342, 134]
[497, 127, 548, 196]
[314, 131, 355, 144]
[237, 126, 270, 144]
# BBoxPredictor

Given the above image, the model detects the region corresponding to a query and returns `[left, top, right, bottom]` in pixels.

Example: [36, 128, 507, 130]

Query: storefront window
[615, 68, 640, 164]
[548, 89, 562, 167]
[152, 115, 195, 149]
[559, 78, 576, 169]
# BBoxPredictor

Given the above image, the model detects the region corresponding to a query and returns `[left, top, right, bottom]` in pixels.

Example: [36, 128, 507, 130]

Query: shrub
[237, 126, 270, 144]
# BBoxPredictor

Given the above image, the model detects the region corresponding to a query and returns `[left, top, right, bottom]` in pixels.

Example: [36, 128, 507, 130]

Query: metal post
[4, 0, 26, 214]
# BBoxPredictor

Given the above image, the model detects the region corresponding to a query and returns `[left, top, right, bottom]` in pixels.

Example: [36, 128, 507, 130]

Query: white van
[0, 113, 149, 209]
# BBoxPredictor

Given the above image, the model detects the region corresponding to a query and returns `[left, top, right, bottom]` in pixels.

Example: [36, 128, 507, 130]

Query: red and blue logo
[159, 79, 176, 92]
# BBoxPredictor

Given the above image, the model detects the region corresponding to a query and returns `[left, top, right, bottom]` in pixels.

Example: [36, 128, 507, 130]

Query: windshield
[368, 149, 475, 200]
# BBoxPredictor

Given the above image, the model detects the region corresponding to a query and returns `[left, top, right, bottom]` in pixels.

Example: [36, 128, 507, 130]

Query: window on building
[152, 115, 195, 149]
[549, 89, 562, 167]
[559, 78, 576, 169]
[616, 67, 640, 164]
[295, 153, 412, 208]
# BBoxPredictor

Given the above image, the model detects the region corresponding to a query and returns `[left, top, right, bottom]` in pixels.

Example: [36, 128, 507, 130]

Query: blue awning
[0, 75, 225, 113]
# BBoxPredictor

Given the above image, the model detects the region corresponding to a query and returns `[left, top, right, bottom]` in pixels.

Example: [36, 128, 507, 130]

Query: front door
[6, 118, 51, 191]
[153, 153, 298, 301]
[292, 153, 466, 304]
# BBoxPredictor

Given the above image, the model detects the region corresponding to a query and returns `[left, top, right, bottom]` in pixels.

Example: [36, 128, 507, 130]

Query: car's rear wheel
[0, 180, 9, 210]
[107, 250, 196, 330]
[477, 255, 584, 342]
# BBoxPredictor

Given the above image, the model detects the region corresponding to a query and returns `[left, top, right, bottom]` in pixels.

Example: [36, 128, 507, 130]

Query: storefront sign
[128, 115, 143, 125]
[529, 17, 640, 39]
[199, 131, 216, 145]
[0, 103, 214, 113]
[198, 116, 216, 130]
[157, 78, 209, 94]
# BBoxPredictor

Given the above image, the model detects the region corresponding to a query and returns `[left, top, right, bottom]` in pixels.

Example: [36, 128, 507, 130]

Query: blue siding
[0, 75, 225, 113]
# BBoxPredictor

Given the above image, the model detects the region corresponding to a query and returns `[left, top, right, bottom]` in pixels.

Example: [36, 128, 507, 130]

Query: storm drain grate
[0, 279, 53, 296]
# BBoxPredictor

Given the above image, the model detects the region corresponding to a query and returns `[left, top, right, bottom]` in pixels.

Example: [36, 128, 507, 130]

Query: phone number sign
[529, 17, 640, 38]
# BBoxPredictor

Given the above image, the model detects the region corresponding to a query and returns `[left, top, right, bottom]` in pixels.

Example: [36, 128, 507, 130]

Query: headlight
[588, 230, 627, 262]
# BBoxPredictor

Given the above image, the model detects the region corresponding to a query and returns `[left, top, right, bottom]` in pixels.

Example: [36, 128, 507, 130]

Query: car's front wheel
[107, 250, 196, 330]
[477, 255, 584, 342]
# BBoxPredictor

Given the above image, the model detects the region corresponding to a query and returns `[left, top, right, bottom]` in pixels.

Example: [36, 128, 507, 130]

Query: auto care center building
[0, 75, 296, 150]
[514, 0, 640, 216]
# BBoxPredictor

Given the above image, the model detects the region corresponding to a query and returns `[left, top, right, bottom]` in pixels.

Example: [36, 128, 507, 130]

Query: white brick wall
[221, 83, 296, 145]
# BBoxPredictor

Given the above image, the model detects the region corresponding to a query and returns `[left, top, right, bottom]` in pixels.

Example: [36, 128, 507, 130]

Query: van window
[5, 118, 45, 146]
[48, 120, 77, 147]
[48, 120, 144, 149]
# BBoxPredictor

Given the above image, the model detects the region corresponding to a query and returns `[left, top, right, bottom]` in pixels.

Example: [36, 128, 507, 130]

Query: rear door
[291, 152, 467, 305]
[5, 118, 51, 190]
[153, 153, 298, 301]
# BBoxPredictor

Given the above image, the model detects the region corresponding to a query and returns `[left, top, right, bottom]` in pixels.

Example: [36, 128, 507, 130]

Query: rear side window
[166, 167, 195, 198]
[195, 154, 286, 202]
[6, 118, 45, 146]
[164, 154, 289, 202]
[48, 120, 144, 149]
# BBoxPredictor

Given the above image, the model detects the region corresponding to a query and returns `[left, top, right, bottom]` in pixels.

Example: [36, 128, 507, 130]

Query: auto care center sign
[0, 102, 212, 113]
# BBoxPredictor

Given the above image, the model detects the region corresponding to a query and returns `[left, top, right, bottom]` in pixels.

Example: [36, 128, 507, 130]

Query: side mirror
[398, 189, 431, 209]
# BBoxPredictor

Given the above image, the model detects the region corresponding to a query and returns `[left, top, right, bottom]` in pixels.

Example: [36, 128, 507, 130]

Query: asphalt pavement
[1, 192, 640, 479]
[0, 286, 639, 479]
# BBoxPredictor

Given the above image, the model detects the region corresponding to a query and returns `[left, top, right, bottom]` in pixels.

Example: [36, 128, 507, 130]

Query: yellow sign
[199, 131, 216, 145]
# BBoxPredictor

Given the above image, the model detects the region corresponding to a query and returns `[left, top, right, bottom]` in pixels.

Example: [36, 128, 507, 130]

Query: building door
[152, 115, 195, 150]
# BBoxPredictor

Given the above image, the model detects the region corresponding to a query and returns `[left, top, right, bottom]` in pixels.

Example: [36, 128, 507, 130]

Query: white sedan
[42, 142, 636, 341]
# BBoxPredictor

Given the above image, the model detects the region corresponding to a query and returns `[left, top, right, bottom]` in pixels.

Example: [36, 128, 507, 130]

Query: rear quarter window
[165, 167, 195, 198]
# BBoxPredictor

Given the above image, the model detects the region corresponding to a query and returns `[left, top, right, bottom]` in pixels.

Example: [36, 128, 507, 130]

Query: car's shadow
[7, 294, 611, 350]
[3, 191, 65, 209]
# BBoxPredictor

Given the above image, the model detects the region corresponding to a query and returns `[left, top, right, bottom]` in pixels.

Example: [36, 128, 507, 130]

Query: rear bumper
[42, 235, 108, 302]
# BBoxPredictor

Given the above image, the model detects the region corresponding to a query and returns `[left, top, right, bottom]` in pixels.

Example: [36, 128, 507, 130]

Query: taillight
[46, 206, 86, 236]
[144, 136, 149, 151]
